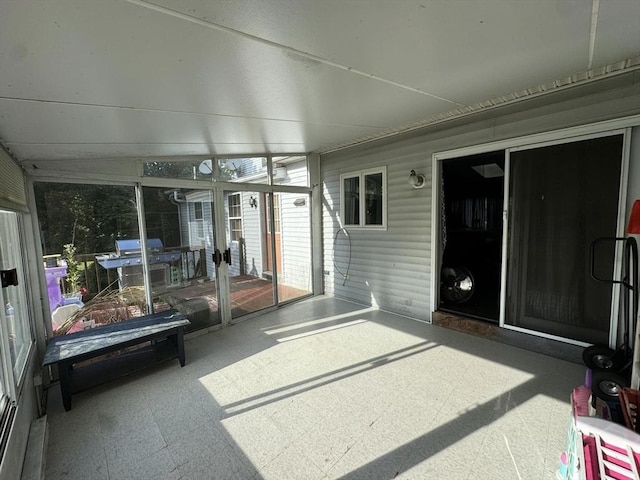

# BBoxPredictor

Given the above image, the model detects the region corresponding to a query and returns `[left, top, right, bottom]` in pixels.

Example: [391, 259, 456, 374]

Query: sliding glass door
[142, 187, 221, 332]
[505, 134, 624, 344]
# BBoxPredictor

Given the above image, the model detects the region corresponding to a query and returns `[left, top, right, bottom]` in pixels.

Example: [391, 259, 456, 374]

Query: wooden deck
[158, 275, 311, 331]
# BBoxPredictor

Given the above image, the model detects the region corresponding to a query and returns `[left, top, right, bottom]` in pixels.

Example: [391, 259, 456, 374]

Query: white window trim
[340, 166, 387, 230]
[228, 193, 243, 242]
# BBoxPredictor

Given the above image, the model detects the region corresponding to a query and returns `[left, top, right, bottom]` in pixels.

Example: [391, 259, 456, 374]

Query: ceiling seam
[588, 0, 600, 70]
[0, 96, 383, 130]
[124, 0, 466, 107]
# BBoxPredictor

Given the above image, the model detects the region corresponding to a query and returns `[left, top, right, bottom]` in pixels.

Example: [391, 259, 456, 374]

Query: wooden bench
[43, 310, 190, 411]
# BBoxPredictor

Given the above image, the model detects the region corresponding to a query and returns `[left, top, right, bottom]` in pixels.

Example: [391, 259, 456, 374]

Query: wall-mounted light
[293, 197, 306, 207]
[249, 196, 258, 209]
[408, 169, 426, 189]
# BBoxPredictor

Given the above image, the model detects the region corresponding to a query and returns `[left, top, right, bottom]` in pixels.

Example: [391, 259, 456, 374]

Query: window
[0, 210, 32, 386]
[340, 167, 386, 229]
[190, 201, 204, 240]
[228, 193, 243, 241]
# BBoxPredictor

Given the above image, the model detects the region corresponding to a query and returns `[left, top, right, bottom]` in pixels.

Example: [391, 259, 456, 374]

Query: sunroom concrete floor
[44, 296, 585, 480]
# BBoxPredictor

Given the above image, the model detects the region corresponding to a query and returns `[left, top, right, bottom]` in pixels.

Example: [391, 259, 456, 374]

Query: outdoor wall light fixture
[249, 196, 258, 209]
[408, 169, 426, 189]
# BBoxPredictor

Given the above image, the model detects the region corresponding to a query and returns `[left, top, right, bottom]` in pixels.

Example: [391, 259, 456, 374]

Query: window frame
[340, 166, 387, 230]
[0, 210, 35, 398]
[189, 201, 205, 241]
[228, 193, 243, 242]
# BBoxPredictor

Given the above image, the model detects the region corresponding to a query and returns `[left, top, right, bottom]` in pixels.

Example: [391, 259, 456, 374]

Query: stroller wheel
[582, 345, 618, 370]
[591, 370, 629, 402]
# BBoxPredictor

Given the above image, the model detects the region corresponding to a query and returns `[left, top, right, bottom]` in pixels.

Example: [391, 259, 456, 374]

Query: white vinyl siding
[323, 153, 431, 320]
[279, 160, 312, 292]
[321, 78, 640, 322]
[237, 192, 262, 278]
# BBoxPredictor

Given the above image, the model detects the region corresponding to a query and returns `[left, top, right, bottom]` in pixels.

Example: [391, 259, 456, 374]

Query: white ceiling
[0, 0, 639, 164]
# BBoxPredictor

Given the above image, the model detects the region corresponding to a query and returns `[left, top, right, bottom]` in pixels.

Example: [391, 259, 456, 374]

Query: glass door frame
[141, 168, 313, 328]
[501, 129, 631, 347]
[432, 123, 633, 347]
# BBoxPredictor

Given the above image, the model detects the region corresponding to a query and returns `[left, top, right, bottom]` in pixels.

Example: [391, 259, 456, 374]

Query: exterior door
[142, 187, 222, 332]
[505, 134, 624, 344]
[220, 189, 276, 320]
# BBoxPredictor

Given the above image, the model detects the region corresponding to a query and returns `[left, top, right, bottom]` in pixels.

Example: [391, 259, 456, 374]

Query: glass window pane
[218, 157, 268, 184]
[364, 172, 383, 225]
[506, 135, 623, 343]
[143, 159, 214, 180]
[143, 187, 220, 332]
[343, 176, 360, 225]
[277, 193, 312, 302]
[272, 156, 308, 187]
[34, 183, 140, 334]
[226, 190, 275, 318]
[0, 211, 32, 382]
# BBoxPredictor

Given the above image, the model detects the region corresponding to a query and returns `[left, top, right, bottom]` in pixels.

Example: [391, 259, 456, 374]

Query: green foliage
[63, 243, 82, 292]
[34, 183, 139, 255]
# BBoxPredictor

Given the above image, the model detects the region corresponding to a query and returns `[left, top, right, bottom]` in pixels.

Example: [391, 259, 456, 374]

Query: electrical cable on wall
[333, 227, 352, 286]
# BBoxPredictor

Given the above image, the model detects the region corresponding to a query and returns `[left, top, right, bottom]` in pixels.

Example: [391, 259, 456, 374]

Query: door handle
[223, 248, 232, 266]
[212, 249, 222, 268]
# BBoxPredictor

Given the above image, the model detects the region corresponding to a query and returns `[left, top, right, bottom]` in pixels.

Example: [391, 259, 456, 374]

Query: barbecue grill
[96, 239, 181, 290]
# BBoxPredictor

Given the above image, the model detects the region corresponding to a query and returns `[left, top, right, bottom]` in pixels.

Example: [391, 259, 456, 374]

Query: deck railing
[57, 247, 208, 300]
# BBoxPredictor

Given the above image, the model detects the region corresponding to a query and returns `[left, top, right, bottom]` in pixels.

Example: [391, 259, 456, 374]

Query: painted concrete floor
[44, 296, 585, 479]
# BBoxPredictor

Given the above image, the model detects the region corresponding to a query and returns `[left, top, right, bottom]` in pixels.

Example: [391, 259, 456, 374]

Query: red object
[628, 200, 640, 234]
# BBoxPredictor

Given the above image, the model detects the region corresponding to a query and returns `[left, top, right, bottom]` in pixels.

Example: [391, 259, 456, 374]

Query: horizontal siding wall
[279, 161, 311, 291]
[322, 144, 432, 320]
[321, 73, 640, 322]
[241, 191, 263, 279]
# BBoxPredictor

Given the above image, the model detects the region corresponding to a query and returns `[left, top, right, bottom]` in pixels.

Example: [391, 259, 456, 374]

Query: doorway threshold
[432, 310, 584, 365]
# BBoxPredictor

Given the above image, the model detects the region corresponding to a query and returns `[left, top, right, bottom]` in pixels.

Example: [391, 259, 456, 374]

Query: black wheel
[591, 370, 630, 402]
[582, 345, 617, 370]
[441, 266, 475, 304]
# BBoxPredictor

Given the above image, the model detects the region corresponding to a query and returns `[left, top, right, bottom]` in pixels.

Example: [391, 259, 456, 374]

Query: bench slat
[43, 310, 189, 366]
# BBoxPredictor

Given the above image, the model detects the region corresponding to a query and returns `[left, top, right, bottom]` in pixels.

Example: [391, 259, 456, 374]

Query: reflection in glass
[272, 156, 308, 187]
[226, 190, 275, 317]
[365, 172, 383, 226]
[343, 176, 360, 225]
[143, 187, 220, 332]
[143, 159, 215, 180]
[277, 193, 312, 303]
[218, 157, 267, 184]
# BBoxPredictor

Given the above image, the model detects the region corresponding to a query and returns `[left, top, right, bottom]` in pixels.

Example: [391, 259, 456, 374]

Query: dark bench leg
[176, 327, 186, 367]
[58, 362, 73, 411]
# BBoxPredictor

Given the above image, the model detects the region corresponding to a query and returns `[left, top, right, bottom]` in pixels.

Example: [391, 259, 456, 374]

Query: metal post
[135, 184, 154, 313]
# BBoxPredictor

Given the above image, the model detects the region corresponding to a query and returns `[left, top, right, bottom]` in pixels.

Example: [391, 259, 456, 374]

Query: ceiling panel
[0, 0, 638, 163]
[0, 98, 380, 159]
[0, 0, 452, 125]
[148, 0, 595, 102]
[592, 0, 640, 67]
